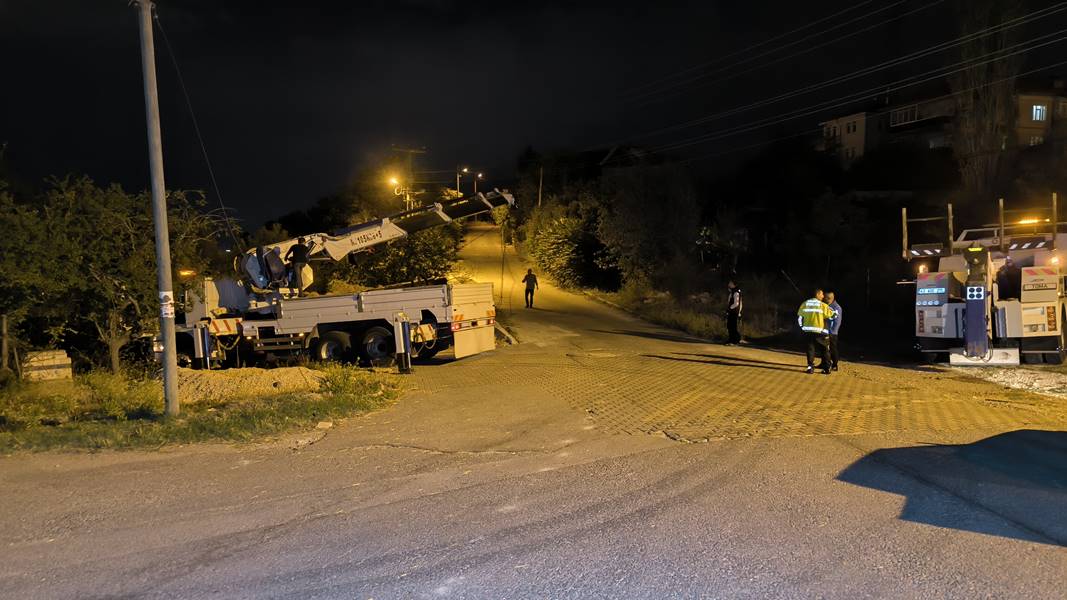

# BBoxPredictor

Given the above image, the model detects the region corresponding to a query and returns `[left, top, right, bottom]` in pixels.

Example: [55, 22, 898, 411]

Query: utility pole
[135, 0, 179, 416]
[1, 314, 8, 371]
[537, 165, 543, 207]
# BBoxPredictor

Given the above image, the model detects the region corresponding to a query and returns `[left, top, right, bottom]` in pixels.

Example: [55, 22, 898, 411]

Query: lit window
[1033, 104, 1047, 121]
[1030, 135, 1045, 146]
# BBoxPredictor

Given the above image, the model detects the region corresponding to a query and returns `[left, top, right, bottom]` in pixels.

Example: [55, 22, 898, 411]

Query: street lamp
[474, 172, 484, 195]
[456, 166, 469, 194]
[388, 175, 415, 211]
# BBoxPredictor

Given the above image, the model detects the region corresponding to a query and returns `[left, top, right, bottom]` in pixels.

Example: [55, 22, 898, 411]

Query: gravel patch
[956, 366, 1067, 400]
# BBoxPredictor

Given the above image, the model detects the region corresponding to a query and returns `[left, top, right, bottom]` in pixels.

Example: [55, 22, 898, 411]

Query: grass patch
[0, 366, 400, 452]
[594, 283, 781, 342]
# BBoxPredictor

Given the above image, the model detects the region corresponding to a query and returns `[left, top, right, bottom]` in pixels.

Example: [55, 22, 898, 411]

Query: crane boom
[242, 189, 514, 289]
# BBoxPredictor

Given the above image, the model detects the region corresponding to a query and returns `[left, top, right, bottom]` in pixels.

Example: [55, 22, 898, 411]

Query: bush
[526, 215, 586, 288]
[80, 372, 161, 422]
[317, 364, 392, 410]
[0, 367, 399, 451]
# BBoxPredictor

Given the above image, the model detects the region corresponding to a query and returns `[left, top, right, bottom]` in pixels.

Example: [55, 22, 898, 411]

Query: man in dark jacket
[725, 281, 743, 345]
[522, 269, 539, 308]
[825, 290, 842, 371]
[284, 237, 311, 296]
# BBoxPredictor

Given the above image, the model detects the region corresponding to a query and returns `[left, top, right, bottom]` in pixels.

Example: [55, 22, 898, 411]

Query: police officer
[725, 280, 743, 345]
[797, 288, 837, 374]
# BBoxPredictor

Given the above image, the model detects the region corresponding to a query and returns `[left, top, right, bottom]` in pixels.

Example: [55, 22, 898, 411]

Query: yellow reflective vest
[797, 298, 837, 334]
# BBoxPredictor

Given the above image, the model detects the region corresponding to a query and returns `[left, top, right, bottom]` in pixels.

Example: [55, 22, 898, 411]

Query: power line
[623, 0, 881, 96]
[651, 31, 1067, 155]
[636, 3, 1067, 142]
[678, 57, 1067, 165]
[153, 10, 243, 247]
[625, 0, 945, 105]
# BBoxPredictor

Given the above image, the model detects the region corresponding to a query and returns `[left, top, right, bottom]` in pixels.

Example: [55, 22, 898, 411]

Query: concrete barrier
[23, 350, 73, 381]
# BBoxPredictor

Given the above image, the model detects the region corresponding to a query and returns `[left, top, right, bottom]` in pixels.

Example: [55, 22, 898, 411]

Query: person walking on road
[797, 288, 837, 375]
[825, 290, 842, 371]
[522, 269, 539, 308]
[725, 280, 743, 345]
[284, 237, 312, 297]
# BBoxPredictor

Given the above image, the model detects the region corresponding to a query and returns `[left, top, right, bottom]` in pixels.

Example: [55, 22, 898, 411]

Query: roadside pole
[537, 165, 543, 207]
[135, 0, 179, 416]
[1, 314, 8, 371]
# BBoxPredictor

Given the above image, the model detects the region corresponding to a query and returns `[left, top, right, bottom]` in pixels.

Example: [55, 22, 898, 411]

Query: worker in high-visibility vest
[797, 288, 838, 375]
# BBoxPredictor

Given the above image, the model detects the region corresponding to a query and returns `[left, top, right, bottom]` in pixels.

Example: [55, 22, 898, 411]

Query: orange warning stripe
[209, 319, 241, 335]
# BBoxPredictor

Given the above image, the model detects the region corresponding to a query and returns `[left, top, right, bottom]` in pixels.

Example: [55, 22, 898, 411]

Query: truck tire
[312, 331, 352, 363]
[359, 326, 395, 367]
[176, 351, 194, 369]
[1046, 328, 1067, 364]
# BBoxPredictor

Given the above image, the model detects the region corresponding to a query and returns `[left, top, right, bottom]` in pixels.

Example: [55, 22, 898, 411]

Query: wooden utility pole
[537, 165, 543, 207]
[1, 314, 8, 371]
[135, 0, 179, 416]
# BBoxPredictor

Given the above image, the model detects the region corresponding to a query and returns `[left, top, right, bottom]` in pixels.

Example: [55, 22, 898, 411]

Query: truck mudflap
[453, 325, 495, 359]
[450, 316, 496, 359]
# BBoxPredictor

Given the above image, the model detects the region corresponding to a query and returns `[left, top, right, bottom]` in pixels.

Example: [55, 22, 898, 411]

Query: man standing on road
[725, 280, 743, 345]
[797, 288, 837, 375]
[522, 268, 539, 308]
[825, 290, 842, 371]
[284, 237, 311, 297]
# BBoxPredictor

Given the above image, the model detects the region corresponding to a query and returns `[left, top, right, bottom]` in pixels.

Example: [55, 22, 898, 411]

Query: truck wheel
[1046, 329, 1067, 364]
[312, 331, 352, 363]
[359, 326, 395, 367]
[176, 351, 194, 369]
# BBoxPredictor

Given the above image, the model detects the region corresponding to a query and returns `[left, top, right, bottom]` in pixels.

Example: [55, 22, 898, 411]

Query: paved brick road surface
[1, 223, 1064, 599]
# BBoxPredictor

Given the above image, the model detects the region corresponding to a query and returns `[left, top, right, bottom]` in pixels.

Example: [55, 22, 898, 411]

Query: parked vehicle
[159, 190, 513, 369]
[902, 194, 1067, 365]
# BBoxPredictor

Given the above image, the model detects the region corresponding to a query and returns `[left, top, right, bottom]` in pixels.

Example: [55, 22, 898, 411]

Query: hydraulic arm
[242, 189, 514, 290]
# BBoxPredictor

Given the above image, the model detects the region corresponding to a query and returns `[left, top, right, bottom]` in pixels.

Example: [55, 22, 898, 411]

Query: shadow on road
[672, 352, 801, 369]
[837, 430, 1067, 546]
[642, 354, 804, 373]
[589, 329, 708, 344]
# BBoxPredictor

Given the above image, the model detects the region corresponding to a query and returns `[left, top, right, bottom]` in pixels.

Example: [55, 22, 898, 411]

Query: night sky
[1, 1, 1063, 225]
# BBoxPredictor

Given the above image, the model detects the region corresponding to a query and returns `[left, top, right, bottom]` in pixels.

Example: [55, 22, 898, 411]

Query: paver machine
[902, 194, 1067, 365]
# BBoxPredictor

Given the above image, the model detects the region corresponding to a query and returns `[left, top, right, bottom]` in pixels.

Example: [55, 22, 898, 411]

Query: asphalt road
[2, 224, 1065, 599]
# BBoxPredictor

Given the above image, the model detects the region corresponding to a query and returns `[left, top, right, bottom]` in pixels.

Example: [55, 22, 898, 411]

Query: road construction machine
[902, 194, 1067, 365]
[159, 189, 514, 370]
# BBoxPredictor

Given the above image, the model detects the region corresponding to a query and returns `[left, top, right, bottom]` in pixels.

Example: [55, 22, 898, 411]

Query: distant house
[816, 79, 1067, 165]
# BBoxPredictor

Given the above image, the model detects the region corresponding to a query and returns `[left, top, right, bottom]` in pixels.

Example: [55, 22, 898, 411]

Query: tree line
[0, 172, 462, 374]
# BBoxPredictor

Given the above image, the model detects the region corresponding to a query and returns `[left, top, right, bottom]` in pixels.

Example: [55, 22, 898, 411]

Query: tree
[0, 179, 79, 346]
[949, 0, 1023, 207]
[595, 165, 700, 283]
[11, 177, 223, 372]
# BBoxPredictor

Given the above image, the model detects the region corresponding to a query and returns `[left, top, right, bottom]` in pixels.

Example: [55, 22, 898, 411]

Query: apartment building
[817, 80, 1067, 165]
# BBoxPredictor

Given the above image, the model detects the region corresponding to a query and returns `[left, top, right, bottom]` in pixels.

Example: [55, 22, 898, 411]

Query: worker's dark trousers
[525, 288, 535, 308]
[828, 334, 839, 367]
[727, 311, 741, 344]
[291, 262, 307, 293]
[804, 332, 831, 368]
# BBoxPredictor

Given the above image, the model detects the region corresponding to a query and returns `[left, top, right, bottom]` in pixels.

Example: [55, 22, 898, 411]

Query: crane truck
[902, 194, 1067, 365]
[159, 189, 515, 370]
